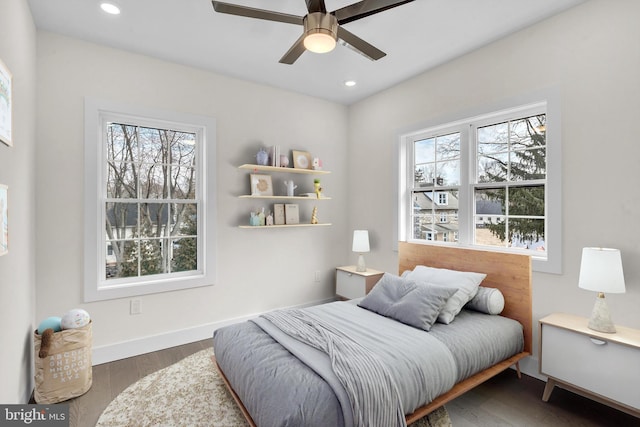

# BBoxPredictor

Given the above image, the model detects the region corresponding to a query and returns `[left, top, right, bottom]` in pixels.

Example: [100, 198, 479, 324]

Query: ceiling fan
[211, 0, 415, 64]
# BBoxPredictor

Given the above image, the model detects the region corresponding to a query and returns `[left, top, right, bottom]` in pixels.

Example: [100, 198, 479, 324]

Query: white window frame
[398, 97, 562, 274]
[84, 98, 217, 301]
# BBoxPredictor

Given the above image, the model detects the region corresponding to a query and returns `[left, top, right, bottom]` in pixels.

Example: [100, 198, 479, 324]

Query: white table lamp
[578, 247, 626, 333]
[352, 230, 370, 272]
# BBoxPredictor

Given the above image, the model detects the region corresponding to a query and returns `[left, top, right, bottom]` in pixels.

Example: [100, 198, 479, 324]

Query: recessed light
[344, 80, 357, 87]
[100, 2, 121, 15]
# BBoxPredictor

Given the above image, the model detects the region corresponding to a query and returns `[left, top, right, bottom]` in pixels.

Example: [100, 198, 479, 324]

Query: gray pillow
[465, 286, 505, 315]
[405, 265, 486, 324]
[358, 273, 457, 331]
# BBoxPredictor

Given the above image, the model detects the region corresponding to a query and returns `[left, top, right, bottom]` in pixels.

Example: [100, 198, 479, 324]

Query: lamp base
[587, 292, 616, 333]
[356, 254, 366, 272]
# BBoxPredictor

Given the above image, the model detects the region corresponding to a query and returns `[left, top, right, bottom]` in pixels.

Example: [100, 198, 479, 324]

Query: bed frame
[398, 242, 532, 423]
[214, 242, 533, 426]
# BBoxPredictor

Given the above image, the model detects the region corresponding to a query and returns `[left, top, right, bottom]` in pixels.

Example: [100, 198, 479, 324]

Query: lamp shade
[578, 247, 626, 293]
[352, 230, 370, 253]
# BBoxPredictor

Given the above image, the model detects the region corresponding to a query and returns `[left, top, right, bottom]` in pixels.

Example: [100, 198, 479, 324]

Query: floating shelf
[239, 164, 331, 175]
[239, 223, 332, 229]
[239, 195, 331, 200]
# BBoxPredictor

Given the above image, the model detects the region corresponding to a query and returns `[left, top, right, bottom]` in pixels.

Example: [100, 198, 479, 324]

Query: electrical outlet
[314, 271, 321, 282]
[130, 299, 142, 315]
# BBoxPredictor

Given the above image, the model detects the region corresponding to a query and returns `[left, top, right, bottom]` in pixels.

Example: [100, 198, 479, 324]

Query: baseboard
[92, 297, 335, 365]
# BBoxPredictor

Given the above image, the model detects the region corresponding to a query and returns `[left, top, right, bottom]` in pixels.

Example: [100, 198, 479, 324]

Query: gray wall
[5, 0, 640, 402]
[35, 32, 349, 362]
[0, 0, 37, 403]
[348, 0, 640, 375]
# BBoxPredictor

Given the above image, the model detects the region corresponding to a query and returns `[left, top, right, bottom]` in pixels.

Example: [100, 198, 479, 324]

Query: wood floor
[66, 339, 639, 427]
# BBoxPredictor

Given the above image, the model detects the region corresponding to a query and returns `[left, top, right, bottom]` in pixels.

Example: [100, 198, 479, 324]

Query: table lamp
[578, 247, 626, 333]
[352, 230, 370, 272]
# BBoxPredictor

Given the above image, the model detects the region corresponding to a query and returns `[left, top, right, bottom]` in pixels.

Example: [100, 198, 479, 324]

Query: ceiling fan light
[303, 12, 338, 54]
[304, 32, 336, 53]
[100, 2, 121, 15]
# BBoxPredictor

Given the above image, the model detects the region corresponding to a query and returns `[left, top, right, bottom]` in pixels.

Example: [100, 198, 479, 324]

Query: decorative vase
[256, 149, 269, 166]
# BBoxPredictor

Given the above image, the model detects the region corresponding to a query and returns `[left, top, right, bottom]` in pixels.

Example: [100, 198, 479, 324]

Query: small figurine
[310, 206, 319, 224]
[284, 180, 297, 197]
[258, 207, 266, 226]
[249, 211, 260, 226]
[312, 157, 322, 170]
[313, 179, 322, 199]
[266, 211, 274, 226]
[279, 154, 290, 167]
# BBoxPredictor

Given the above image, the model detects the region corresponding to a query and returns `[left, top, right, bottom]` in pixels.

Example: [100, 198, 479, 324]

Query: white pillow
[465, 287, 505, 315]
[405, 265, 486, 324]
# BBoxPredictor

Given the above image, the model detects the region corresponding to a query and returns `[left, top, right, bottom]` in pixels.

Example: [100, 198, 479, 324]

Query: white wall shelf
[239, 195, 331, 200]
[239, 223, 332, 229]
[239, 164, 330, 175]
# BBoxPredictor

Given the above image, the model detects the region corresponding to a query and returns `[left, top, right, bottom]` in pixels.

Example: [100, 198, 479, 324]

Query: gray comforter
[257, 302, 457, 427]
[212, 301, 523, 427]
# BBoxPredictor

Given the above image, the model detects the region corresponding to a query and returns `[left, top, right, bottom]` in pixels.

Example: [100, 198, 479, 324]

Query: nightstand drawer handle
[590, 338, 607, 346]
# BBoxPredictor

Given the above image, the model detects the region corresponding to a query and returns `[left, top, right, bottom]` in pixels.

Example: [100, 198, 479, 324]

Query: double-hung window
[401, 101, 560, 273]
[84, 99, 217, 301]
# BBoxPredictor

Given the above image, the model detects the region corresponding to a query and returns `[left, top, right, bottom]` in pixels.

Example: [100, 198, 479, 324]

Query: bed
[212, 243, 532, 426]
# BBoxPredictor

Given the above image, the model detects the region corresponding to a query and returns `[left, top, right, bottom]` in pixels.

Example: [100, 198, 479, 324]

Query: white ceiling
[27, 0, 585, 105]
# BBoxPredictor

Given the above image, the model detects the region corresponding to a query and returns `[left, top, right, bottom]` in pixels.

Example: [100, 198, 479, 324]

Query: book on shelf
[285, 204, 299, 225]
[273, 204, 285, 225]
[270, 145, 280, 167]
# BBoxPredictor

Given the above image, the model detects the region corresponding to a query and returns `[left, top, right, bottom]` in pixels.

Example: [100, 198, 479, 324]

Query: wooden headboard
[398, 242, 533, 354]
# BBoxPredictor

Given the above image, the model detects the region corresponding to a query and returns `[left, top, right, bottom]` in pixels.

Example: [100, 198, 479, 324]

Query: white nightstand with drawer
[335, 266, 384, 300]
[539, 313, 640, 417]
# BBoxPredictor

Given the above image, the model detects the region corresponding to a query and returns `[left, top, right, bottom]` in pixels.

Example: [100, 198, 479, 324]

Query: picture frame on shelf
[0, 58, 12, 147]
[285, 204, 299, 224]
[292, 150, 312, 170]
[250, 174, 273, 196]
[273, 203, 285, 225]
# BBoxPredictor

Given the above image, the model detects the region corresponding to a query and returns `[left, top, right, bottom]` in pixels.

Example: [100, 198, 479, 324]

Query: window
[400, 101, 561, 273]
[84, 98, 217, 301]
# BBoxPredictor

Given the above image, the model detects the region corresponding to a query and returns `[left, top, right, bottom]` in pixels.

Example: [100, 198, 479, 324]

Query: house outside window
[400, 101, 561, 273]
[437, 192, 448, 205]
[84, 98, 217, 301]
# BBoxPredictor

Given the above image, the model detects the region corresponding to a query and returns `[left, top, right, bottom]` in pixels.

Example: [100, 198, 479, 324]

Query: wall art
[0, 184, 7, 256]
[0, 59, 12, 147]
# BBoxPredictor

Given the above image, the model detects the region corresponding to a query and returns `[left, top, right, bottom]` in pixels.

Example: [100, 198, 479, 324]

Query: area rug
[97, 348, 452, 427]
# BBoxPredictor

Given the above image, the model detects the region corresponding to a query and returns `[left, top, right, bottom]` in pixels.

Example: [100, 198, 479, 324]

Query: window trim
[84, 98, 217, 302]
[397, 95, 562, 274]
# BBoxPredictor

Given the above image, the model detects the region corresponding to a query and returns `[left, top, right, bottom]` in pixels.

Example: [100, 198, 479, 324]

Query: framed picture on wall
[250, 174, 273, 196]
[0, 59, 12, 147]
[0, 184, 7, 256]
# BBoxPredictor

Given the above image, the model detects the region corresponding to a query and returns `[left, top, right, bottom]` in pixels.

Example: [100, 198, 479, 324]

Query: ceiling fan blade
[305, 0, 327, 13]
[211, 1, 303, 26]
[279, 34, 307, 64]
[337, 26, 385, 61]
[334, 0, 415, 25]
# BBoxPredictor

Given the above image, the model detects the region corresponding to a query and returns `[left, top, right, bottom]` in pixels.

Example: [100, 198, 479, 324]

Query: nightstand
[335, 266, 384, 300]
[539, 313, 640, 417]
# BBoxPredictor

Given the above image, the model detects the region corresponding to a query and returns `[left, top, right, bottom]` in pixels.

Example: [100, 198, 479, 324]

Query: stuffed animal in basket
[37, 309, 90, 358]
